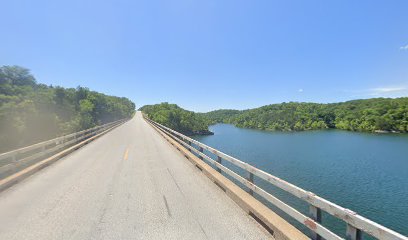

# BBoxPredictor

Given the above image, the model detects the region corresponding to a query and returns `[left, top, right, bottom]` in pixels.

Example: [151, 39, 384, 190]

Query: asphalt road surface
[0, 112, 272, 240]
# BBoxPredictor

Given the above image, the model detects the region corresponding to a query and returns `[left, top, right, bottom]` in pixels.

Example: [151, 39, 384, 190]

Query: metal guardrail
[0, 118, 128, 179]
[145, 117, 408, 240]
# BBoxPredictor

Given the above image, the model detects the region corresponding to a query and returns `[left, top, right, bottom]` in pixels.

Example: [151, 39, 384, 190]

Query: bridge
[0, 112, 406, 240]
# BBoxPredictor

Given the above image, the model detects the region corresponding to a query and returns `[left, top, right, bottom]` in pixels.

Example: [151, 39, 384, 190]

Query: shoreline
[210, 123, 405, 135]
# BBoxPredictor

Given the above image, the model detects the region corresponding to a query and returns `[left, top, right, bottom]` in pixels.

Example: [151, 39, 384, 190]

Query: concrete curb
[0, 121, 127, 193]
[145, 119, 310, 240]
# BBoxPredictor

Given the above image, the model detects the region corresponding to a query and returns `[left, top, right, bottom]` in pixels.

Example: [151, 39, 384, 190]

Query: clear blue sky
[1, 0, 408, 112]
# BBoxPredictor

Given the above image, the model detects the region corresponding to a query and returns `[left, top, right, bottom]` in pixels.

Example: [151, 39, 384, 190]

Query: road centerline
[123, 148, 129, 161]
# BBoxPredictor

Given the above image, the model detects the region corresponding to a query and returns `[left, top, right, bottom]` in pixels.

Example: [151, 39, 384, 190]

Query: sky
[1, 0, 408, 112]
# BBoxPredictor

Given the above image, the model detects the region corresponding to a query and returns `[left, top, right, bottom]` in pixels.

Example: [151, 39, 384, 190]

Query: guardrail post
[309, 205, 322, 240]
[246, 171, 254, 195]
[216, 156, 222, 173]
[199, 147, 204, 160]
[188, 141, 192, 152]
[346, 224, 361, 240]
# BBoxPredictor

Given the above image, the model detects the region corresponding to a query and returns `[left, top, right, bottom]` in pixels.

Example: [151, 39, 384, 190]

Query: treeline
[140, 103, 213, 135]
[0, 65, 135, 152]
[199, 109, 241, 124]
[203, 98, 408, 133]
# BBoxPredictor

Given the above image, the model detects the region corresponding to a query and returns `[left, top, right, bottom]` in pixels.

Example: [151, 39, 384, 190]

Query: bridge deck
[0, 112, 272, 240]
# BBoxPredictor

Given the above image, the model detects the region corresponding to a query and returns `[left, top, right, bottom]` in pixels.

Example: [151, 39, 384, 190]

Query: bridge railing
[0, 118, 128, 179]
[145, 117, 407, 240]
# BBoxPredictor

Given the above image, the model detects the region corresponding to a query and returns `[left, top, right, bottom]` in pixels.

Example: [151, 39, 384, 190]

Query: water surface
[193, 124, 408, 238]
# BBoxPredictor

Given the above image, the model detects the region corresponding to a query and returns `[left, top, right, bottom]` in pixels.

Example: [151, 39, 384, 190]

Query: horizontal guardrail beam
[144, 116, 408, 240]
[0, 118, 128, 179]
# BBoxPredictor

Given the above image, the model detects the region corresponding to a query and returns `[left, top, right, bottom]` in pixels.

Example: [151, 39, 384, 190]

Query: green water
[193, 124, 408, 238]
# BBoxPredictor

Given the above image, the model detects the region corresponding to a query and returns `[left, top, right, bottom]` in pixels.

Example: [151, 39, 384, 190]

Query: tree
[0, 66, 36, 87]
[140, 103, 212, 135]
[0, 65, 136, 153]
[203, 98, 408, 133]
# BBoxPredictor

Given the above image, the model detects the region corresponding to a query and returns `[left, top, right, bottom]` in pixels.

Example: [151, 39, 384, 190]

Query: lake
[193, 124, 408, 238]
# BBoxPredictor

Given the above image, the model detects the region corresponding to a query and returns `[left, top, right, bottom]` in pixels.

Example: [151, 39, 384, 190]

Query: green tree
[140, 103, 212, 135]
[0, 65, 135, 153]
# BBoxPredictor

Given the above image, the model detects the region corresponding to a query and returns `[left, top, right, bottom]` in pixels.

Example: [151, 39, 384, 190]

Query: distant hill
[198, 109, 241, 124]
[0, 65, 135, 152]
[140, 103, 213, 136]
[203, 98, 408, 133]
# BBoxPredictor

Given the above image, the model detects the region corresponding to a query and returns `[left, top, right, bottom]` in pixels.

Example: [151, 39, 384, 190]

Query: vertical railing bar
[346, 224, 362, 240]
[199, 147, 204, 160]
[216, 156, 222, 173]
[246, 171, 254, 195]
[309, 205, 322, 240]
[188, 141, 192, 152]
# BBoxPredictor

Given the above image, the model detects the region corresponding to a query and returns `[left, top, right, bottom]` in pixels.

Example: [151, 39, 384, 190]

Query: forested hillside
[198, 109, 241, 124]
[140, 103, 212, 135]
[204, 98, 408, 133]
[0, 65, 135, 152]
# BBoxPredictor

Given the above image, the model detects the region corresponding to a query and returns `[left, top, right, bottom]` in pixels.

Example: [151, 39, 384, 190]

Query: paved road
[0, 112, 271, 240]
